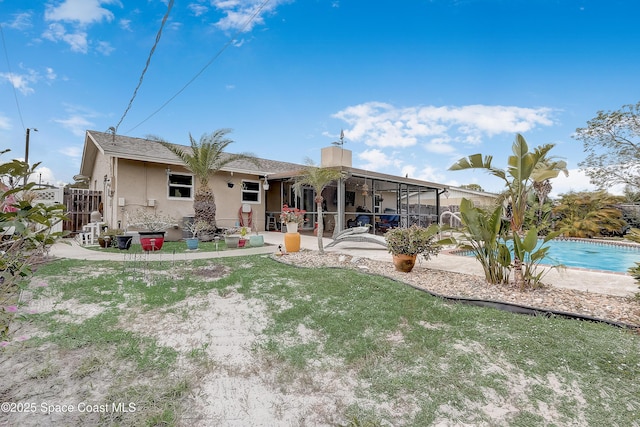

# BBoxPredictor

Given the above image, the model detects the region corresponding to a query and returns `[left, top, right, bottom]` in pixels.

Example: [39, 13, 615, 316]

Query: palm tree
[552, 191, 626, 238]
[157, 129, 257, 235]
[449, 133, 568, 288]
[291, 159, 346, 254]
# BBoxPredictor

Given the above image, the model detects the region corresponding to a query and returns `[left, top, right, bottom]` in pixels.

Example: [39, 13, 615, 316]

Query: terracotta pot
[392, 254, 417, 272]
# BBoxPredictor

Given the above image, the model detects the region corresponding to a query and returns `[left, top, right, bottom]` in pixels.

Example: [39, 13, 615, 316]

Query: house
[78, 130, 497, 239]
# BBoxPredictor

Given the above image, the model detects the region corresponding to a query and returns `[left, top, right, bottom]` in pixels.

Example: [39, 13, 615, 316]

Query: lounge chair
[324, 226, 387, 249]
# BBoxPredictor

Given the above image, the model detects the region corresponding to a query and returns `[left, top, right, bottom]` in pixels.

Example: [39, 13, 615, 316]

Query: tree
[552, 191, 626, 238]
[449, 133, 568, 288]
[459, 183, 484, 192]
[157, 130, 257, 235]
[1, 150, 66, 337]
[574, 102, 640, 190]
[291, 159, 345, 254]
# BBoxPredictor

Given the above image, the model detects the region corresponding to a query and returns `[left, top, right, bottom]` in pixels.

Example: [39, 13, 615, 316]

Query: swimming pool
[459, 239, 640, 273]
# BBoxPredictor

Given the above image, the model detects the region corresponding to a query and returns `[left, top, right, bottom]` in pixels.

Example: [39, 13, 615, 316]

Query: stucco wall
[106, 159, 267, 237]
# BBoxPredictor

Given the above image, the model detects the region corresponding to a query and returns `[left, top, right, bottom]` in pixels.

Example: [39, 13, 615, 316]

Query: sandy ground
[1, 251, 637, 426]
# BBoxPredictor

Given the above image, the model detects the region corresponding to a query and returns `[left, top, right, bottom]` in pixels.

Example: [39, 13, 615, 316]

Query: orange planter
[392, 254, 417, 272]
[284, 232, 301, 252]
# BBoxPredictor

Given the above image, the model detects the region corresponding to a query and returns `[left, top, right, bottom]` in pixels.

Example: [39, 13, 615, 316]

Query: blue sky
[1, 0, 638, 196]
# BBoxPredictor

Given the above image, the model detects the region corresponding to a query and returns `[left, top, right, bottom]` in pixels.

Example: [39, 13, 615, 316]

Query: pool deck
[49, 232, 639, 298]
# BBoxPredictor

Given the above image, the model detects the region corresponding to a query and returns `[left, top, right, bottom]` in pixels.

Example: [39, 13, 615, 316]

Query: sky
[1, 0, 639, 197]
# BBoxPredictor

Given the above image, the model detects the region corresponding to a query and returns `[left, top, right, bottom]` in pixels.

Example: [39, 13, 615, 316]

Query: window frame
[167, 172, 194, 200]
[241, 179, 262, 204]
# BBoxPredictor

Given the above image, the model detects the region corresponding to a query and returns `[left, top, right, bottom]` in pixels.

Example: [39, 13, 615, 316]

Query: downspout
[337, 176, 345, 233]
[436, 188, 446, 225]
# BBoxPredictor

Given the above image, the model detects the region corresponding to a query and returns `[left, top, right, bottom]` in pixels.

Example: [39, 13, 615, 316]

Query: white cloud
[119, 19, 132, 31]
[59, 146, 83, 158]
[422, 137, 457, 155]
[549, 168, 625, 197]
[334, 102, 555, 150]
[357, 148, 395, 170]
[212, 0, 288, 33]
[45, 0, 119, 25]
[0, 113, 11, 130]
[43, 0, 121, 53]
[96, 41, 115, 55]
[188, 3, 209, 16]
[405, 165, 447, 183]
[45, 68, 57, 81]
[54, 114, 95, 136]
[42, 23, 89, 53]
[0, 67, 40, 95]
[548, 168, 593, 197]
[6, 12, 33, 30]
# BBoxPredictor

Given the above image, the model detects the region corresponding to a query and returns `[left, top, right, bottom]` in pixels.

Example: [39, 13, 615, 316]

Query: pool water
[462, 239, 640, 273]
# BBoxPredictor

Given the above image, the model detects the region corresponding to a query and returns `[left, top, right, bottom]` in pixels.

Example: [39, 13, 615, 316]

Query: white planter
[286, 222, 298, 233]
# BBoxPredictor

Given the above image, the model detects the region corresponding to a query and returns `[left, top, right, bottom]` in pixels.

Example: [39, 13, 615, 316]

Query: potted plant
[385, 224, 445, 272]
[184, 219, 207, 250]
[97, 231, 112, 248]
[126, 209, 176, 251]
[98, 227, 124, 248]
[280, 204, 306, 233]
[115, 231, 133, 250]
[238, 226, 249, 247]
[249, 224, 264, 247]
[224, 227, 240, 248]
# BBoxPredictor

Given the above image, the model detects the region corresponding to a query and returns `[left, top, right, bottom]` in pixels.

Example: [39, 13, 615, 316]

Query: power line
[113, 0, 174, 134]
[0, 23, 25, 131]
[126, 0, 271, 134]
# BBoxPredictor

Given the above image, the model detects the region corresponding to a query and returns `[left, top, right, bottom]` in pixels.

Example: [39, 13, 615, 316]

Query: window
[241, 180, 261, 203]
[168, 173, 193, 199]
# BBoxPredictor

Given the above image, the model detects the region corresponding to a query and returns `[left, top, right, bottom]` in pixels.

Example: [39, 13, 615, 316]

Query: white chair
[266, 214, 278, 231]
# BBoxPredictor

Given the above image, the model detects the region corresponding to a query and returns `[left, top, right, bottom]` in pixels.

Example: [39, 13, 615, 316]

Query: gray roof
[81, 130, 448, 190]
[83, 130, 305, 176]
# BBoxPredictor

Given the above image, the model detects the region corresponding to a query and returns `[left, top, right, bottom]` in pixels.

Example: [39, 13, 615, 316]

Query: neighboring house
[79, 130, 496, 239]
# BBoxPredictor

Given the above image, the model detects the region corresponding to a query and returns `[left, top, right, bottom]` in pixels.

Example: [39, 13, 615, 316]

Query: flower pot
[225, 235, 240, 248]
[392, 254, 417, 273]
[116, 235, 133, 250]
[238, 238, 247, 248]
[186, 238, 199, 250]
[139, 231, 165, 251]
[286, 222, 298, 233]
[250, 235, 264, 247]
[284, 232, 301, 252]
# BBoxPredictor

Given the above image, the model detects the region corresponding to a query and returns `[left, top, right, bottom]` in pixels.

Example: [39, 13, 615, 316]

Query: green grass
[5, 254, 640, 426]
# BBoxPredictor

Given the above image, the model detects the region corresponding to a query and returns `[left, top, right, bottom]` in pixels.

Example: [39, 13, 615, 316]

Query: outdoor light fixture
[166, 167, 171, 176]
[227, 181, 235, 188]
[263, 176, 270, 191]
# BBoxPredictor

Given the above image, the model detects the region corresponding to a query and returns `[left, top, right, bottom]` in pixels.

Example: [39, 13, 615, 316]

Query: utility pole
[24, 128, 38, 185]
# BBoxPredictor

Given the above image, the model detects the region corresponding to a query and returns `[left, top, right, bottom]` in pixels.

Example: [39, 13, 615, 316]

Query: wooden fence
[63, 188, 103, 234]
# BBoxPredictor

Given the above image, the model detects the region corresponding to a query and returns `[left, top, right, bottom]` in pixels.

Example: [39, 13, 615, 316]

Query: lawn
[2, 254, 639, 426]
